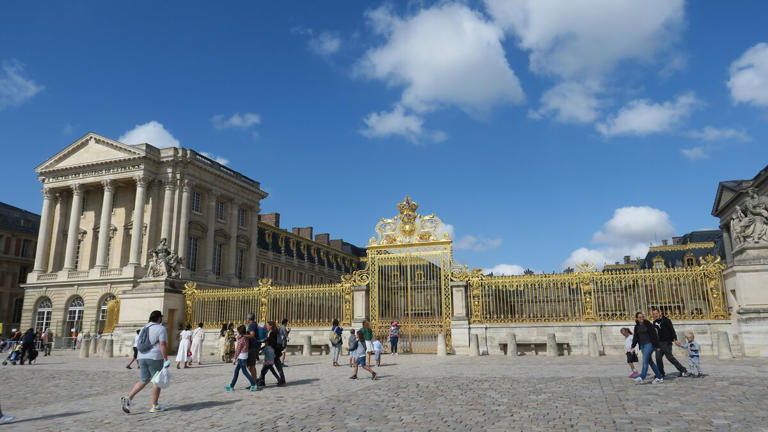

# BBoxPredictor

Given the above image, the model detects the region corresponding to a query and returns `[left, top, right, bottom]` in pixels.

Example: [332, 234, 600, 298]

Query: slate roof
[0, 202, 40, 235]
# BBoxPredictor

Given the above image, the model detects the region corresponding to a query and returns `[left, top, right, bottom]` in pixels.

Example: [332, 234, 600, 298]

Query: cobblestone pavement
[1, 351, 767, 431]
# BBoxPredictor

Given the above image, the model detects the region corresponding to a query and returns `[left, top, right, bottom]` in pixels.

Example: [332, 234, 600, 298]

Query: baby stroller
[3, 344, 21, 365]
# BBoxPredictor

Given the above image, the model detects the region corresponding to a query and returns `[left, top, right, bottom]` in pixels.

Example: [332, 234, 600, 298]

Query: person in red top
[224, 325, 258, 392]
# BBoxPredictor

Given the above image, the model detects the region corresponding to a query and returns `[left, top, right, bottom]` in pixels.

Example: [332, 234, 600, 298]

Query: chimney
[292, 227, 300, 236]
[672, 236, 682, 245]
[258, 212, 280, 228]
[662, 239, 668, 246]
[329, 239, 344, 251]
[315, 233, 330, 245]
[624, 255, 631, 264]
[298, 227, 313, 240]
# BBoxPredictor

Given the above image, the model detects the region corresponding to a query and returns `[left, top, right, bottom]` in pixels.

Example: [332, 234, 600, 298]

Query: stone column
[177, 179, 192, 262]
[352, 285, 368, 328]
[247, 209, 259, 281]
[95, 180, 115, 268]
[33, 188, 55, 272]
[160, 178, 176, 243]
[63, 184, 83, 270]
[227, 200, 239, 279]
[128, 175, 149, 266]
[202, 189, 218, 275]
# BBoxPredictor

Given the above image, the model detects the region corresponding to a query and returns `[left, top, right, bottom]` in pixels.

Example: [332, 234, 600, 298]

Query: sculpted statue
[146, 238, 182, 278]
[731, 188, 768, 246]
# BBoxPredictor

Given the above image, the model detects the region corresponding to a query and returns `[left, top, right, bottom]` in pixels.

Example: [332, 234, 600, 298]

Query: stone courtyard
[2, 351, 767, 431]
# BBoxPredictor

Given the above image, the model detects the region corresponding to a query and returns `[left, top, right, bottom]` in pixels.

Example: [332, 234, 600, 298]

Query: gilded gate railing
[456, 255, 728, 324]
[183, 277, 353, 329]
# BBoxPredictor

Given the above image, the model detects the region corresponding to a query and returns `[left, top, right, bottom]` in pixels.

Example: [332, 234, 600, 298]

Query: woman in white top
[175, 324, 193, 369]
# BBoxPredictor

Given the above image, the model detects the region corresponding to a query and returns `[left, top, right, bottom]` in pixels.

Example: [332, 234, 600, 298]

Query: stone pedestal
[351, 285, 368, 329]
[724, 244, 768, 357]
[302, 335, 312, 357]
[587, 333, 600, 357]
[436, 333, 447, 356]
[546, 333, 558, 357]
[506, 333, 517, 357]
[469, 333, 480, 357]
[104, 338, 114, 358]
[79, 339, 90, 358]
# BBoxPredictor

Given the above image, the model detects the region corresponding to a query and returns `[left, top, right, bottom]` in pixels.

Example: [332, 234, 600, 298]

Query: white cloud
[686, 126, 751, 142]
[597, 92, 701, 137]
[118, 121, 180, 148]
[360, 105, 446, 143]
[728, 42, 768, 107]
[681, 146, 709, 160]
[358, 4, 524, 116]
[0, 60, 44, 109]
[211, 112, 261, 130]
[485, 0, 684, 124]
[563, 206, 674, 269]
[199, 152, 230, 165]
[531, 81, 602, 123]
[309, 31, 342, 56]
[484, 264, 525, 276]
[455, 235, 503, 252]
[438, 223, 454, 240]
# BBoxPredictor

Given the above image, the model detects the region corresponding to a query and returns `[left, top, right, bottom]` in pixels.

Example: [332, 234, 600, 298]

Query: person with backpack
[121, 310, 169, 414]
[329, 318, 344, 367]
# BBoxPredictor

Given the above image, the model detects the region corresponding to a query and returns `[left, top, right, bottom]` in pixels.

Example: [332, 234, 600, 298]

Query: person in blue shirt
[675, 331, 702, 377]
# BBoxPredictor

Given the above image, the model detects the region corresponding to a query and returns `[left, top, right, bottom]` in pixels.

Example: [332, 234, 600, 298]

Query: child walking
[225, 325, 258, 392]
[350, 330, 376, 380]
[347, 329, 357, 368]
[621, 327, 639, 378]
[257, 321, 283, 387]
[372, 339, 383, 367]
[676, 331, 702, 377]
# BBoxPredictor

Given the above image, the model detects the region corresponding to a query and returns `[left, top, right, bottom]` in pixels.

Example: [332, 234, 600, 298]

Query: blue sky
[1, 1, 767, 273]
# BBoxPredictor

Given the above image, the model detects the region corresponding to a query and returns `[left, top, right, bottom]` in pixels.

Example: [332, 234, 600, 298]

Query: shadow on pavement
[171, 400, 237, 412]
[283, 378, 320, 387]
[10, 411, 88, 424]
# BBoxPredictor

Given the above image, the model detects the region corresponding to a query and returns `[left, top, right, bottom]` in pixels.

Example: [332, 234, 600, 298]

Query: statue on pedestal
[731, 188, 768, 246]
[146, 238, 182, 279]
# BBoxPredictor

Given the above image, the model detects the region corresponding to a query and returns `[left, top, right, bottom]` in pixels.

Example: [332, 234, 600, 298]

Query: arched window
[35, 297, 53, 331]
[98, 294, 116, 332]
[66, 296, 85, 333]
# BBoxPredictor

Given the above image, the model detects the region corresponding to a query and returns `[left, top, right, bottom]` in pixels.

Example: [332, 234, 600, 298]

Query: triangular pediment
[37, 132, 147, 173]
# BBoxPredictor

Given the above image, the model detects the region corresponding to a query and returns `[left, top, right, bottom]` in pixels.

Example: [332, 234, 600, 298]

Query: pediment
[37, 133, 147, 173]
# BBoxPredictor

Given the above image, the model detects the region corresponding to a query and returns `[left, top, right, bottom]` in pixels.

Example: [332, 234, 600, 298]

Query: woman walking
[225, 325, 258, 392]
[218, 324, 228, 362]
[257, 321, 283, 387]
[330, 318, 343, 367]
[631, 312, 664, 384]
[389, 321, 400, 356]
[361, 320, 374, 365]
[175, 324, 192, 369]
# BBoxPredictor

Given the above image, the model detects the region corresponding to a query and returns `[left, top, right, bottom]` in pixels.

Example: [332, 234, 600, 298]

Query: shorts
[132, 347, 138, 359]
[374, 351, 381, 361]
[246, 347, 259, 367]
[138, 358, 164, 383]
[626, 351, 639, 363]
[355, 356, 366, 367]
[349, 350, 356, 358]
[365, 341, 374, 352]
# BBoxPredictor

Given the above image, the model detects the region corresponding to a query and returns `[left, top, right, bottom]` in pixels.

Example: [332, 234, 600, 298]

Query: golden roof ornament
[369, 196, 449, 246]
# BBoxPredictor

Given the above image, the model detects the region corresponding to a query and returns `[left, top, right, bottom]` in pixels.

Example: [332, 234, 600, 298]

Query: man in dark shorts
[245, 313, 260, 384]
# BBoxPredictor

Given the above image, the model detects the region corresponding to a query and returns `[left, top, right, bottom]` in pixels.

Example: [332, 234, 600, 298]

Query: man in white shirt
[190, 322, 205, 365]
[121, 310, 168, 414]
[125, 329, 141, 370]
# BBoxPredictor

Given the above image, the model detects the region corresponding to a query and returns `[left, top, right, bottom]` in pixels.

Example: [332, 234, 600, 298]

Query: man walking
[245, 313, 260, 384]
[652, 308, 688, 378]
[122, 310, 169, 414]
[18, 328, 35, 365]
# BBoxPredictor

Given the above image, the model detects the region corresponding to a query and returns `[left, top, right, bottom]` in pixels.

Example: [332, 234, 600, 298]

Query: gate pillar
[352, 285, 368, 329]
[450, 280, 470, 354]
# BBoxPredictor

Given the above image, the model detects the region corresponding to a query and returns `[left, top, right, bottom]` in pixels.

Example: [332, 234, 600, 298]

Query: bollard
[507, 333, 517, 357]
[546, 333, 558, 357]
[717, 331, 734, 359]
[79, 338, 90, 358]
[436, 333, 447, 356]
[469, 334, 480, 356]
[98, 338, 107, 357]
[104, 339, 114, 358]
[91, 337, 99, 355]
[587, 333, 600, 357]
[302, 335, 312, 357]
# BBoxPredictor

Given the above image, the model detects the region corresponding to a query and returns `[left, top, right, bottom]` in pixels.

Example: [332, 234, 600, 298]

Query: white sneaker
[121, 396, 131, 414]
[652, 378, 664, 384]
[633, 377, 643, 383]
[0, 415, 15, 424]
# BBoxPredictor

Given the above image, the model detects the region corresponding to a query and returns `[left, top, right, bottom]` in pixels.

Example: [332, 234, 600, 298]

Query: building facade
[21, 133, 362, 338]
[0, 203, 39, 336]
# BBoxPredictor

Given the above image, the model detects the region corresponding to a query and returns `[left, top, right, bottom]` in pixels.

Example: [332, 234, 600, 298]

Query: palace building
[0, 202, 39, 336]
[21, 132, 363, 338]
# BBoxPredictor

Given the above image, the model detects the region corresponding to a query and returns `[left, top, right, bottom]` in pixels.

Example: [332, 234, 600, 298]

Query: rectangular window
[18, 266, 28, 284]
[81, 196, 88, 216]
[298, 272, 304, 284]
[259, 263, 266, 278]
[272, 266, 279, 280]
[74, 239, 83, 270]
[21, 239, 32, 258]
[213, 243, 222, 276]
[236, 248, 245, 279]
[112, 188, 118, 210]
[309, 275, 315, 284]
[191, 191, 201, 213]
[188, 237, 198, 271]
[12, 297, 23, 323]
[285, 269, 292, 283]
[216, 201, 225, 221]
[238, 208, 246, 228]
